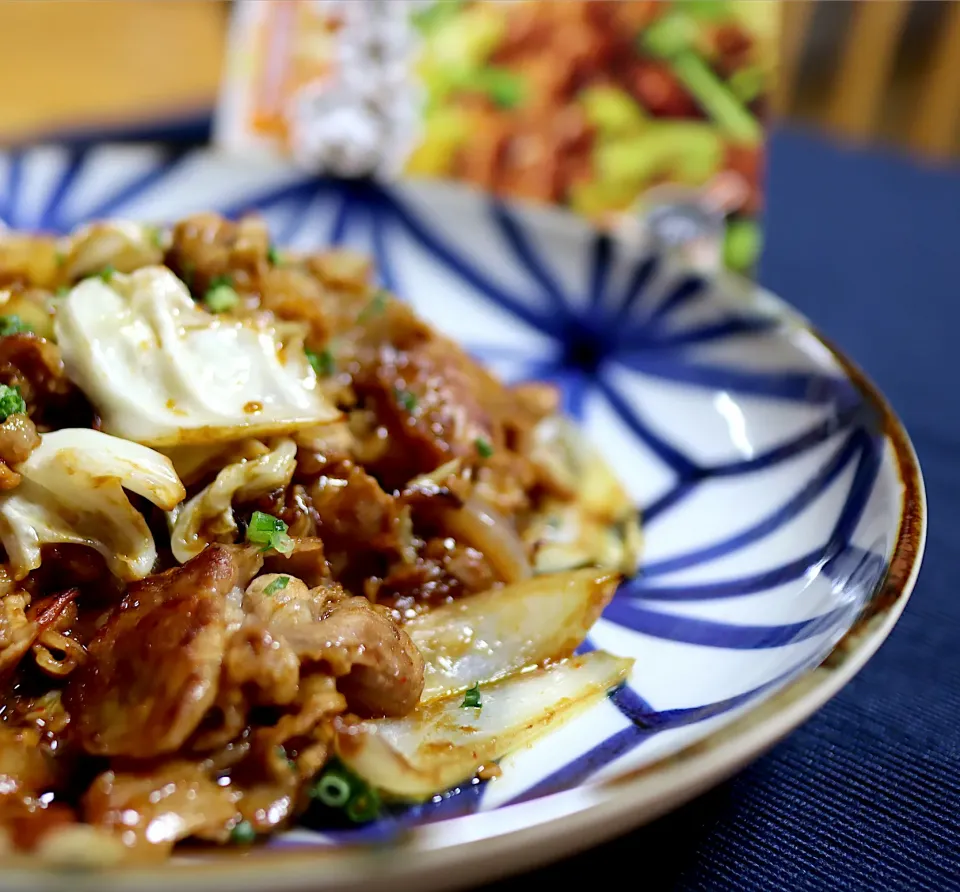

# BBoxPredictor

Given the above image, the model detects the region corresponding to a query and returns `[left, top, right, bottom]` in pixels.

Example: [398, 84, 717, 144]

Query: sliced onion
[336, 650, 632, 801]
[407, 567, 621, 702]
[441, 494, 532, 584]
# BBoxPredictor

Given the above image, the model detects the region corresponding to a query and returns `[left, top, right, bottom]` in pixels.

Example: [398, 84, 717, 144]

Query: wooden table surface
[0, 1, 228, 143]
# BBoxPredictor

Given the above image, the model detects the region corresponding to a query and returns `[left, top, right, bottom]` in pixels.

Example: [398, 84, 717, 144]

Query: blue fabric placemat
[487, 128, 960, 890]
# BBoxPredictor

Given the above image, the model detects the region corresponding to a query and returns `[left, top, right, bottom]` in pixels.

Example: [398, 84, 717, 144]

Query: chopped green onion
[53, 250, 65, 267]
[345, 789, 381, 823]
[310, 761, 382, 822]
[474, 437, 494, 459]
[357, 289, 388, 323]
[306, 348, 335, 377]
[245, 511, 294, 554]
[55, 286, 69, 297]
[267, 245, 281, 266]
[0, 385, 27, 422]
[263, 575, 289, 596]
[311, 771, 352, 809]
[0, 315, 33, 337]
[99, 264, 117, 282]
[229, 820, 256, 845]
[204, 282, 240, 313]
[461, 682, 482, 709]
[148, 226, 165, 249]
[394, 388, 417, 413]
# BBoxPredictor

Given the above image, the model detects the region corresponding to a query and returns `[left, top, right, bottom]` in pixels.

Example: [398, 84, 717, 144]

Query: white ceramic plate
[0, 146, 926, 892]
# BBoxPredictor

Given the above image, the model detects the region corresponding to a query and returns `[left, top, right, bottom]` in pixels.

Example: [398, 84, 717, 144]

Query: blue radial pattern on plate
[0, 146, 900, 844]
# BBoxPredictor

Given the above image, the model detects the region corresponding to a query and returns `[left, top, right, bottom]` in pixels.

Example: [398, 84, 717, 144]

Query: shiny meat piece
[279, 596, 424, 718]
[222, 622, 301, 709]
[309, 462, 404, 551]
[189, 619, 302, 753]
[0, 587, 77, 680]
[66, 545, 263, 758]
[0, 799, 79, 856]
[0, 333, 91, 430]
[0, 592, 36, 676]
[259, 267, 330, 346]
[83, 762, 240, 858]
[0, 726, 74, 854]
[166, 212, 269, 295]
[243, 574, 345, 628]
[262, 536, 331, 588]
[0, 413, 41, 490]
[375, 537, 499, 620]
[352, 340, 503, 488]
[251, 674, 345, 781]
[0, 726, 57, 801]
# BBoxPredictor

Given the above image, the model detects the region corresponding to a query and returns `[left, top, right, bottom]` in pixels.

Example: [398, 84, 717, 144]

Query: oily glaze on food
[0, 215, 640, 864]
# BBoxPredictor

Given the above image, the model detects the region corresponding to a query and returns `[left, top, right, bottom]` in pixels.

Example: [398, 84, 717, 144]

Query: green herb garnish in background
[470, 67, 526, 109]
[356, 289, 388, 324]
[474, 437, 494, 459]
[55, 286, 70, 298]
[728, 65, 765, 104]
[0, 316, 33, 337]
[461, 682, 482, 709]
[229, 820, 256, 845]
[53, 250, 65, 267]
[267, 245, 281, 266]
[723, 219, 761, 273]
[148, 226, 165, 249]
[642, 13, 761, 144]
[310, 761, 382, 823]
[263, 575, 290, 596]
[99, 264, 117, 282]
[0, 385, 27, 422]
[306, 347, 335, 377]
[245, 511, 294, 554]
[410, 0, 465, 34]
[394, 388, 417, 413]
[203, 275, 239, 313]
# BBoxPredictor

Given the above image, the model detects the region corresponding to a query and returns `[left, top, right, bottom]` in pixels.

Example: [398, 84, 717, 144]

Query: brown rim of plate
[7, 293, 926, 884]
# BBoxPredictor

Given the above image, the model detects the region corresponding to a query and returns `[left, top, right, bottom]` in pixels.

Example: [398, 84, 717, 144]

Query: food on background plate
[0, 215, 640, 863]
[215, 0, 777, 276]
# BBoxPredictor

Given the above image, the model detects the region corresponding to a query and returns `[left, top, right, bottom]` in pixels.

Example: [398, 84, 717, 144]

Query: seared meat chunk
[83, 762, 240, 859]
[66, 545, 262, 758]
[278, 595, 425, 718]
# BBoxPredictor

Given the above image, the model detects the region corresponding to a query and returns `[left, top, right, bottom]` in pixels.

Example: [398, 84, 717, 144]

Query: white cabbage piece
[407, 568, 621, 702]
[335, 651, 633, 800]
[54, 266, 340, 447]
[161, 439, 274, 487]
[527, 416, 642, 575]
[58, 220, 165, 281]
[0, 429, 185, 581]
[168, 438, 297, 563]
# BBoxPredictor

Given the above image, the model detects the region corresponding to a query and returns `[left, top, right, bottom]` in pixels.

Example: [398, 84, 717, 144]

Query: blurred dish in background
[215, 0, 779, 277]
